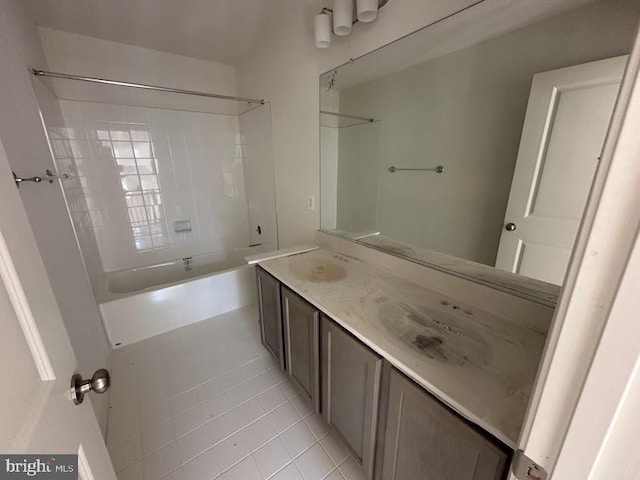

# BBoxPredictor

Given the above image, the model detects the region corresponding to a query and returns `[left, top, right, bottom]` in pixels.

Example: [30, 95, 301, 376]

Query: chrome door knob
[71, 368, 110, 405]
[505, 222, 517, 232]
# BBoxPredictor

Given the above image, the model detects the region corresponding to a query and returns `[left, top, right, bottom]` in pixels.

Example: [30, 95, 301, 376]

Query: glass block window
[107, 125, 168, 251]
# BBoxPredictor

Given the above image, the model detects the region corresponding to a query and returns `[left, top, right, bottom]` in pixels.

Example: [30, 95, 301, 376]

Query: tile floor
[107, 305, 364, 480]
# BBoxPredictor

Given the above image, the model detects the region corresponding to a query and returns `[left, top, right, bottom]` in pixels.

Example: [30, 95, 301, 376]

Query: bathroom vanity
[255, 245, 550, 479]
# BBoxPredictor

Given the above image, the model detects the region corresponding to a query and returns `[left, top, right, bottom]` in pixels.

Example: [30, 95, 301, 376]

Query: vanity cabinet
[321, 315, 382, 480]
[379, 368, 509, 480]
[256, 267, 285, 369]
[256, 264, 510, 480]
[281, 286, 320, 411]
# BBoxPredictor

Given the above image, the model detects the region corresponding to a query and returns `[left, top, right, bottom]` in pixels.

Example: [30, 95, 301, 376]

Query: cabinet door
[256, 267, 285, 369]
[381, 369, 508, 480]
[282, 287, 320, 411]
[322, 315, 382, 480]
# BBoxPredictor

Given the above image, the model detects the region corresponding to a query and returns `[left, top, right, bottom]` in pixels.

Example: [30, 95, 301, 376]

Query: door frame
[512, 24, 640, 479]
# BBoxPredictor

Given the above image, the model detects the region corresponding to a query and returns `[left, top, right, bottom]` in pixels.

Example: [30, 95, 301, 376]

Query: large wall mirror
[319, 0, 639, 305]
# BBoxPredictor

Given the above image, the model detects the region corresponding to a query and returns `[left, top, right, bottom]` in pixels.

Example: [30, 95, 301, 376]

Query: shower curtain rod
[32, 69, 265, 105]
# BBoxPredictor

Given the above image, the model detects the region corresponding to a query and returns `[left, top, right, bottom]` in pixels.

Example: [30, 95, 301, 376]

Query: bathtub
[98, 247, 265, 347]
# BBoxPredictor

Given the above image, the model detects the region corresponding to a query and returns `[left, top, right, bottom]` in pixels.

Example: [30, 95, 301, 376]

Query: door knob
[70, 368, 110, 405]
[505, 222, 517, 232]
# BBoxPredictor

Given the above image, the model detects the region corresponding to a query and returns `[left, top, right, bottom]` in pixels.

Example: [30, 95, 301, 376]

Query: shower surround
[52, 100, 276, 284]
[39, 95, 277, 346]
[31, 28, 278, 346]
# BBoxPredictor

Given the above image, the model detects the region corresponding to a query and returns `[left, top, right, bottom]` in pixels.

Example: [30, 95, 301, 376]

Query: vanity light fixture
[314, 0, 390, 48]
[315, 11, 332, 48]
[357, 0, 378, 22]
[333, 0, 353, 36]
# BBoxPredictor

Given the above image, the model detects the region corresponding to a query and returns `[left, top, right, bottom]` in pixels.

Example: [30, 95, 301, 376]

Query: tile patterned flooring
[107, 305, 364, 480]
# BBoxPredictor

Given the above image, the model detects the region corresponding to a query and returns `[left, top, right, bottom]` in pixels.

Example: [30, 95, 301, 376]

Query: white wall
[0, 0, 110, 433]
[320, 87, 340, 230]
[235, 0, 481, 247]
[320, 126, 338, 229]
[337, 0, 639, 265]
[336, 122, 381, 233]
[37, 27, 238, 109]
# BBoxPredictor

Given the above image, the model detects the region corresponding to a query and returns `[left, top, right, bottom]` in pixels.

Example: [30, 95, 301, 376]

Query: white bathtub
[99, 247, 263, 347]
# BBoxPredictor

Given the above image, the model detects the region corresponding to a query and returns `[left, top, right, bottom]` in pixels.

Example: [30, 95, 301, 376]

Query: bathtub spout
[183, 256, 193, 271]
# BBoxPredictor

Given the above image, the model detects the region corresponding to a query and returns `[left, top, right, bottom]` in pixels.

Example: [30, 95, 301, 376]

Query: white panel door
[495, 56, 628, 285]
[0, 139, 115, 479]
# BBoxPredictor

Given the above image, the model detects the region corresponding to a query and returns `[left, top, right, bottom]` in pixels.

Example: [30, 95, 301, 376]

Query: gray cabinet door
[322, 315, 382, 480]
[282, 287, 320, 411]
[256, 267, 285, 370]
[381, 369, 508, 480]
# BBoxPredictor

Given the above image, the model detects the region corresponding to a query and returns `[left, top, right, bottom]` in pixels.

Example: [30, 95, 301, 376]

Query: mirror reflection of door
[496, 56, 627, 285]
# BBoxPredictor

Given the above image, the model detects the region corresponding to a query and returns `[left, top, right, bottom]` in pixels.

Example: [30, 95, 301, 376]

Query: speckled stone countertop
[259, 249, 548, 448]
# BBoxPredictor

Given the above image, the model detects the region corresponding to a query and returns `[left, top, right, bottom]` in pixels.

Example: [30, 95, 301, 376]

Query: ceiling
[27, 0, 304, 65]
